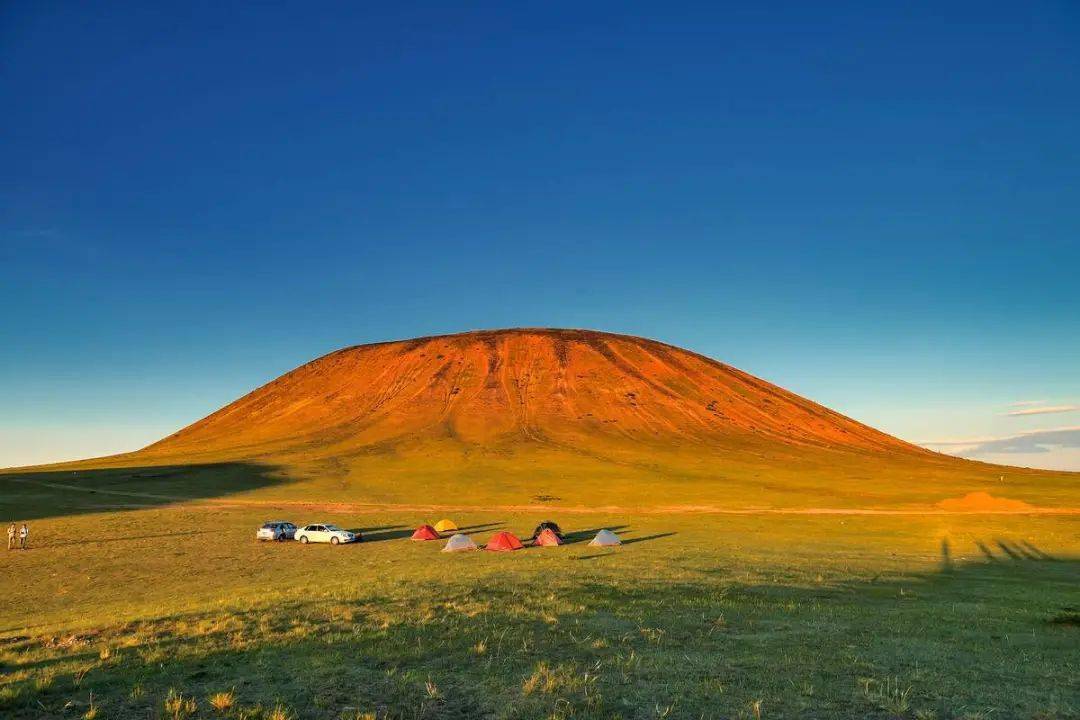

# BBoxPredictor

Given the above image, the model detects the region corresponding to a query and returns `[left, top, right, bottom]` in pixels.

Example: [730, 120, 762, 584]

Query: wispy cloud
[1003, 405, 1078, 417]
[922, 426, 1080, 456]
[921, 436, 1000, 448]
[1008, 400, 1046, 407]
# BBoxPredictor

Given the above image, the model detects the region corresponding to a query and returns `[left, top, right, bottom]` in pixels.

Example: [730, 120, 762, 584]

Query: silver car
[295, 524, 357, 545]
[256, 521, 297, 542]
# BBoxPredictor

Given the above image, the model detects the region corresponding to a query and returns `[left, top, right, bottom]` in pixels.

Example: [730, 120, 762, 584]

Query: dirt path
[196, 500, 1080, 516]
[9, 477, 1079, 516]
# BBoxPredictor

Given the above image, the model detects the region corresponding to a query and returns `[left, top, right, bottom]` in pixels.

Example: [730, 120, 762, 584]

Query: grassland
[2, 330, 1077, 717]
[1, 464, 1077, 719]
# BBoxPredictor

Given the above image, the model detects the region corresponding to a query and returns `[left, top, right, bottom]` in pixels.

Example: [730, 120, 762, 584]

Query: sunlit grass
[0, 481, 1077, 718]
[208, 689, 235, 713]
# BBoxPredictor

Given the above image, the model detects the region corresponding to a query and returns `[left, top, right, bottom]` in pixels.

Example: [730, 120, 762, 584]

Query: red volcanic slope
[143, 328, 921, 460]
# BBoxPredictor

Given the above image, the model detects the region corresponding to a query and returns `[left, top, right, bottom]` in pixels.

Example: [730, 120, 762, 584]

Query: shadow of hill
[0, 462, 291, 522]
[0, 541, 1076, 719]
[716, 539, 1079, 634]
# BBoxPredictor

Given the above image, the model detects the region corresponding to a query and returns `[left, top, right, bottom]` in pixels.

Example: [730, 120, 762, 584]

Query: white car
[295, 524, 357, 545]
[256, 521, 297, 541]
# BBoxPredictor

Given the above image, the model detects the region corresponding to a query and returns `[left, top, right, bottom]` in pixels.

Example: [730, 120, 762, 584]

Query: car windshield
[261, 523, 279, 529]
[324, 525, 342, 531]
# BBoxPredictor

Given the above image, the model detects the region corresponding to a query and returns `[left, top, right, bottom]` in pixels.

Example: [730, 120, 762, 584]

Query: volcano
[147, 329, 916, 458]
[118, 329, 1071, 509]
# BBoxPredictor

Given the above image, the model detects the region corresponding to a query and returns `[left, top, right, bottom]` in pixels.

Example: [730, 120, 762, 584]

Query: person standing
[6, 523, 15, 550]
[18, 523, 28, 550]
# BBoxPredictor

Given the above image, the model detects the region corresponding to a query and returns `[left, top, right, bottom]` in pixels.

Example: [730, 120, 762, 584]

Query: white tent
[588, 529, 622, 547]
[442, 533, 478, 552]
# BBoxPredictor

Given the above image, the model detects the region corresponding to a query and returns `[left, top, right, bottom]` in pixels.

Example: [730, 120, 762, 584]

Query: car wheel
[299, 535, 308, 544]
[331, 536, 340, 546]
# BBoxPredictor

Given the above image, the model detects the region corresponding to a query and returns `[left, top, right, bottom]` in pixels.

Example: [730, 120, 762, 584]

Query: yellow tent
[434, 519, 458, 533]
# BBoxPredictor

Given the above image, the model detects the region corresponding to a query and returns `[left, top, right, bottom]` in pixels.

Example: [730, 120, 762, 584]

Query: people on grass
[6, 522, 28, 550]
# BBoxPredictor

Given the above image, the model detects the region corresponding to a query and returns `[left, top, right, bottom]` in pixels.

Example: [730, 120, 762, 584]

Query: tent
[485, 531, 525, 552]
[530, 521, 564, 540]
[434, 519, 458, 533]
[533, 528, 562, 547]
[411, 524, 440, 541]
[588, 529, 622, 547]
[442, 533, 478, 552]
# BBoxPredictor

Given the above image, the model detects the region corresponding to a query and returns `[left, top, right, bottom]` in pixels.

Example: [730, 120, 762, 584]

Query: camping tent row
[411, 525, 622, 552]
[413, 520, 564, 541]
[408, 520, 621, 551]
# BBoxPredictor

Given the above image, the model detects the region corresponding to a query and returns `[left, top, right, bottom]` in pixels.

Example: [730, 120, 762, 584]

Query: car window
[325, 525, 340, 531]
[314, 525, 325, 532]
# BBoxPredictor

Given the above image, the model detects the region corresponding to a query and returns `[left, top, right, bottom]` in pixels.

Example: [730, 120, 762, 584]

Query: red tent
[534, 528, 562, 547]
[411, 524, 440, 541]
[485, 531, 525, 551]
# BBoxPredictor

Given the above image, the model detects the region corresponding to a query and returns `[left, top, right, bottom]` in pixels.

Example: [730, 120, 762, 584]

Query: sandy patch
[936, 491, 1035, 512]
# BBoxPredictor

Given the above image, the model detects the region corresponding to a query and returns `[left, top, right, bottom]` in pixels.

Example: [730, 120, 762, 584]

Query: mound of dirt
[937, 491, 1035, 512]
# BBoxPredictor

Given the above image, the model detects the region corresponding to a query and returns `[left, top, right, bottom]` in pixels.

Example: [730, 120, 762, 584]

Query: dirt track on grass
[10, 478, 1079, 516]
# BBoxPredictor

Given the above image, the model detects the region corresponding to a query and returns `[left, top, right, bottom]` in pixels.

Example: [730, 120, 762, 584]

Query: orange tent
[411, 524, 440, 541]
[485, 531, 524, 552]
[533, 528, 562, 547]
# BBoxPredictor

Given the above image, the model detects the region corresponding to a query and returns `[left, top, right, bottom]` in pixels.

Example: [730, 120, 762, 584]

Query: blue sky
[2, 1, 1078, 469]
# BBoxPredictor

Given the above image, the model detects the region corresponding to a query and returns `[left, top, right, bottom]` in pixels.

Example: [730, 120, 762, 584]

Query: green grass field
[1, 464, 1077, 719]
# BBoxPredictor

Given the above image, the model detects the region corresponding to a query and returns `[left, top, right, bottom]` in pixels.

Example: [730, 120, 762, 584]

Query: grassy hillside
[9, 442, 1078, 514]
[9, 329, 1077, 511]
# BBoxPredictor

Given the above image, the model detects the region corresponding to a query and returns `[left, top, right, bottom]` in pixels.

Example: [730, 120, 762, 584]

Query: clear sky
[2, 1, 1078, 470]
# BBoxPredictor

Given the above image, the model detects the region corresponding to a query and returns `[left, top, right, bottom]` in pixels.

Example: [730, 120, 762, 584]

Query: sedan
[256, 521, 297, 541]
[295, 524, 358, 545]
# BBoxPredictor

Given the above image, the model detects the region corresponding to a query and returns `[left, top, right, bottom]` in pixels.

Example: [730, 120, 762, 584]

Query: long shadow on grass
[622, 532, 677, 546]
[360, 527, 413, 542]
[347, 525, 408, 541]
[0, 462, 292, 522]
[455, 522, 505, 533]
[1, 543, 1077, 719]
[353, 525, 406, 534]
[562, 524, 631, 545]
[351, 523, 505, 542]
[571, 532, 677, 560]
